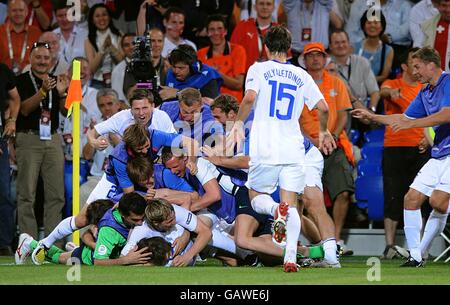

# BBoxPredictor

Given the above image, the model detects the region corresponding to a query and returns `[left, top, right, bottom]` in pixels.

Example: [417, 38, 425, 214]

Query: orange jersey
[0, 22, 41, 72]
[300, 71, 354, 164]
[382, 78, 424, 147]
[197, 42, 247, 102]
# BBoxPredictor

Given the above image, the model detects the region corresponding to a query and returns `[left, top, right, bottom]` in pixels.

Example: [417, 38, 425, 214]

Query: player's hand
[159, 86, 178, 101]
[201, 145, 223, 165]
[390, 115, 412, 132]
[122, 246, 152, 265]
[351, 108, 375, 121]
[145, 188, 156, 201]
[418, 137, 430, 154]
[172, 231, 190, 257]
[172, 254, 192, 267]
[186, 160, 198, 175]
[389, 88, 402, 101]
[225, 121, 245, 155]
[91, 135, 109, 150]
[319, 130, 336, 156]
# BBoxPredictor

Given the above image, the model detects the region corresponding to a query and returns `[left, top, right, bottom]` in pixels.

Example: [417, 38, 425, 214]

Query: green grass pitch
[1, 256, 449, 285]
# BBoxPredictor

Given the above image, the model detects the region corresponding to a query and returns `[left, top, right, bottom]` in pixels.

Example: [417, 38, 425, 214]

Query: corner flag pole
[65, 60, 82, 246]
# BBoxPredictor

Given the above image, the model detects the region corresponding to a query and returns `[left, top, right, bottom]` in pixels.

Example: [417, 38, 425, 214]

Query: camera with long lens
[126, 35, 162, 106]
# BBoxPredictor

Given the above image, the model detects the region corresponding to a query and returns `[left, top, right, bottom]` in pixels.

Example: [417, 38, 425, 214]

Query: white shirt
[410, 0, 440, 47]
[162, 37, 197, 58]
[94, 108, 176, 136]
[111, 59, 129, 103]
[81, 85, 101, 123]
[245, 60, 323, 164]
[196, 158, 235, 194]
[53, 26, 88, 64]
[121, 205, 197, 266]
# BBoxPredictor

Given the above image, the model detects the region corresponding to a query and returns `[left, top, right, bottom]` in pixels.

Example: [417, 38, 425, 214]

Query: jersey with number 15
[245, 60, 324, 165]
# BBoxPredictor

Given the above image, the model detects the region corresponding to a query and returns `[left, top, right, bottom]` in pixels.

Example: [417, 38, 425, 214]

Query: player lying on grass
[16, 193, 150, 266]
[30, 123, 200, 265]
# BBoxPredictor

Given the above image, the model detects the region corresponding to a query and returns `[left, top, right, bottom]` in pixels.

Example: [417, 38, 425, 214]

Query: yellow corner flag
[66, 60, 82, 245]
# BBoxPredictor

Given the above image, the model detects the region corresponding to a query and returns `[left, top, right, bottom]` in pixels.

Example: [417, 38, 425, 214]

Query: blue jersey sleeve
[443, 79, 450, 108]
[111, 159, 133, 190]
[150, 129, 183, 150]
[162, 169, 195, 192]
[405, 93, 427, 119]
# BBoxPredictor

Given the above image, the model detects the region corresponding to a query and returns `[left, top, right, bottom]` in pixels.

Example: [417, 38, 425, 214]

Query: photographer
[123, 28, 168, 107]
[160, 44, 222, 103]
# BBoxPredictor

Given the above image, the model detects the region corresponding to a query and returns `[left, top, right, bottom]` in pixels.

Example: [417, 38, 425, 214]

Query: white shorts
[246, 162, 305, 194]
[86, 173, 118, 205]
[410, 155, 450, 197]
[305, 146, 324, 191]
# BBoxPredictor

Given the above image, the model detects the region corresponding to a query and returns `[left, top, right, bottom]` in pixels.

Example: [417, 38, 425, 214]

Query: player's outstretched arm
[189, 179, 221, 212]
[172, 217, 212, 267]
[351, 108, 403, 126]
[391, 108, 450, 132]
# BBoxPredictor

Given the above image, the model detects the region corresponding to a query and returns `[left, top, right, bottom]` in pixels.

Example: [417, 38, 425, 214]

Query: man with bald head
[15, 42, 69, 240]
[0, 0, 41, 74]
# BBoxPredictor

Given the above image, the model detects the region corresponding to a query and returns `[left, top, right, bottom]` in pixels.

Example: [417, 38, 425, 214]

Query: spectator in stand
[410, 0, 439, 48]
[345, 0, 411, 78]
[197, 14, 246, 103]
[346, 0, 412, 48]
[335, 0, 355, 27]
[237, 0, 282, 22]
[0, 0, 41, 75]
[15, 42, 69, 239]
[283, 0, 343, 57]
[123, 28, 168, 107]
[136, 0, 170, 34]
[231, 0, 277, 72]
[420, 0, 450, 72]
[159, 7, 197, 58]
[300, 42, 354, 255]
[85, 3, 124, 89]
[353, 10, 394, 85]
[0, 63, 20, 256]
[23, 0, 52, 31]
[22, 31, 69, 76]
[53, 2, 88, 64]
[380, 47, 431, 259]
[0, 3, 7, 24]
[111, 33, 135, 104]
[328, 29, 379, 130]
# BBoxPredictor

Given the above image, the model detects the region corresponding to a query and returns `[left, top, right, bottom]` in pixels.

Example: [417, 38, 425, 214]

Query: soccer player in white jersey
[227, 26, 336, 272]
[352, 47, 450, 267]
[87, 89, 176, 151]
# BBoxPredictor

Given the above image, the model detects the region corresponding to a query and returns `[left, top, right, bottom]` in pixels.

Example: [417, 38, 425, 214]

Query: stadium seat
[349, 129, 360, 145]
[355, 175, 384, 221]
[360, 145, 383, 162]
[363, 127, 385, 144]
[357, 159, 383, 177]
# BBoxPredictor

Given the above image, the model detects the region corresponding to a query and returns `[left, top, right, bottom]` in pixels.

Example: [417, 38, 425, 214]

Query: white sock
[404, 209, 423, 262]
[323, 238, 338, 264]
[42, 216, 78, 248]
[210, 228, 237, 254]
[420, 210, 449, 257]
[284, 206, 301, 263]
[251, 194, 278, 217]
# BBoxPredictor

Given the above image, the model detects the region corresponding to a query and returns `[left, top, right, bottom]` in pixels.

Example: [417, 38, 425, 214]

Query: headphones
[168, 45, 201, 74]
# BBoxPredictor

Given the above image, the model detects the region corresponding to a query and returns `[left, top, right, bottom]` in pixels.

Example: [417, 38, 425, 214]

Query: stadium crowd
[0, 0, 449, 271]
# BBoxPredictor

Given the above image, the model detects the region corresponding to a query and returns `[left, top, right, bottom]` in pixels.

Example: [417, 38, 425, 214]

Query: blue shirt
[160, 101, 224, 146]
[106, 129, 182, 189]
[405, 73, 450, 158]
